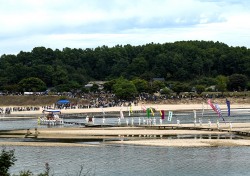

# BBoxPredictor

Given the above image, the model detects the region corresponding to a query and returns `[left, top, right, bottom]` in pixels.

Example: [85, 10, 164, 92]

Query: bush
[0, 148, 17, 176]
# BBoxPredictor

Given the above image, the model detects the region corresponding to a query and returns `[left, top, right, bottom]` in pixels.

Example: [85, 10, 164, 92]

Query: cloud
[0, 0, 250, 55]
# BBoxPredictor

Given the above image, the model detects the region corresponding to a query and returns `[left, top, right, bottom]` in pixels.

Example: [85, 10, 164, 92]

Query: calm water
[1, 108, 250, 175]
[6, 145, 250, 176]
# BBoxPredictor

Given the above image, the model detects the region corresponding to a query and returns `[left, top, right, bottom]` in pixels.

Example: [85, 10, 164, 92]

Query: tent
[56, 99, 70, 104]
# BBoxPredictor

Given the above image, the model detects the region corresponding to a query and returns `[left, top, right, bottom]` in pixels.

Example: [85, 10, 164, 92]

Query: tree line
[0, 40, 249, 99]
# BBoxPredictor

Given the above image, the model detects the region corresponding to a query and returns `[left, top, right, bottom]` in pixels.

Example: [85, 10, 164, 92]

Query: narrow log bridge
[63, 120, 250, 137]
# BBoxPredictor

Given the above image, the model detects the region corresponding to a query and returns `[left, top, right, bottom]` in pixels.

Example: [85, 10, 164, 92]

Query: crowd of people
[0, 91, 245, 114]
[0, 106, 41, 114]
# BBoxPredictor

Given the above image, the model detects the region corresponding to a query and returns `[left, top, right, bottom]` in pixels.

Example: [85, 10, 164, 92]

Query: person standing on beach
[229, 122, 233, 131]
[86, 115, 89, 123]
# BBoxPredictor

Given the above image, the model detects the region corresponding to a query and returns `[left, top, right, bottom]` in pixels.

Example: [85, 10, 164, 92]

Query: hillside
[0, 41, 250, 93]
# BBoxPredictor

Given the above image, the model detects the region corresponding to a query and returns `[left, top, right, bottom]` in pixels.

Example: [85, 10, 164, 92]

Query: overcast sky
[0, 0, 250, 55]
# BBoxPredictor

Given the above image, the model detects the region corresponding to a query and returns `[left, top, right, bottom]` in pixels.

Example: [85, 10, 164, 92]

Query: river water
[1, 108, 250, 175]
[6, 145, 250, 176]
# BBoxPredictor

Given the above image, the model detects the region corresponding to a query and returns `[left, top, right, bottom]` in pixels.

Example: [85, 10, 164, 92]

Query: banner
[208, 99, 225, 123]
[214, 104, 225, 121]
[146, 108, 151, 118]
[193, 110, 196, 119]
[226, 99, 230, 116]
[168, 111, 173, 121]
[120, 108, 124, 119]
[207, 99, 218, 113]
[150, 108, 154, 116]
[160, 110, 165, 119]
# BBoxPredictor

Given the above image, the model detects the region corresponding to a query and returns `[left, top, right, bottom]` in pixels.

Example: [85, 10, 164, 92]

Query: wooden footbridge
[63, 120, 250, 137]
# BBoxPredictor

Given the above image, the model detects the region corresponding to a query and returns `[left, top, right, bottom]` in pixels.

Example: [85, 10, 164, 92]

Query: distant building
[84, 81, 107, 90]
[84, 83, 93, 89]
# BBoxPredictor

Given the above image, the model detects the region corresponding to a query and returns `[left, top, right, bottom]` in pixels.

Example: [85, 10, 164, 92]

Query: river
[1, 108, 250, 175]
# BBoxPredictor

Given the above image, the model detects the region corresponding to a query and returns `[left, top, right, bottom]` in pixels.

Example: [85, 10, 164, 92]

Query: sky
[0, 0, 250, 55]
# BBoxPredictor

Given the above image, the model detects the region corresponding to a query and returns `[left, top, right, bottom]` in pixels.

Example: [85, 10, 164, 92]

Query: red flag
[160, 110, 165, 119]
[207, 99, 219, 114]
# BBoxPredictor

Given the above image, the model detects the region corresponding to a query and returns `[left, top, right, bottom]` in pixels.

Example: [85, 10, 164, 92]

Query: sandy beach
[1, 123, 250, 147]
[1, 103, 250, 147]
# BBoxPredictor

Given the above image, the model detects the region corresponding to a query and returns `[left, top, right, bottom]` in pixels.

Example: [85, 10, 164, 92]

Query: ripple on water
[5, 145, 250, 176]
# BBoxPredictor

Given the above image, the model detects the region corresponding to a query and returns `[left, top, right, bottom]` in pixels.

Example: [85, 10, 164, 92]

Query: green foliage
[228, 74, 248, 91]
[103, 80, 116, 92]
[192, 77, 217, 87]
[0, 41, 250, 93]
[132, 78, 149, 92]
[215, 75, 228, 93]
[171, 82, 190, 95]
[150, 80, 165, 93]
[90, 84, 99, 92]
[18, 77, 47, 92]
[195, 85, 206, 94]
[0, 148, 17, 176]
[112, 78, 137, 100]
[160, 87, 172, 95]
[17, 170, 34, 176]
[247, 82, 250, 90]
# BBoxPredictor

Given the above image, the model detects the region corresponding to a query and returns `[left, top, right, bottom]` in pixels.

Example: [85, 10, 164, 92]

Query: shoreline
[2, 103, 250, 116]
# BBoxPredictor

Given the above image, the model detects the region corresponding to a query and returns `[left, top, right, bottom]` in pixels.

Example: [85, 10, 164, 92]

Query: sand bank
[106, 139, 250, 147]
[1, 123, 250, 147]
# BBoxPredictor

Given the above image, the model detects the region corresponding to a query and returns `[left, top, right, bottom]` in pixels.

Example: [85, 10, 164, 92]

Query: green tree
[215, 75, 228, 94]
[171, 82, 190, 95]
[113, 78, 137, 100]
[132, 78, 149, 93]
[90, 84, 99, 92]
[160, 87, 172, 95]
[0, 148, 16, 176]
[103, 80, 116, 92]
[195, 85, 206, 94]
[128, 57, 148, 77]
[150, 80, 165, 93]
[228, 74, 248, 91]
[18, 77, 47, 92]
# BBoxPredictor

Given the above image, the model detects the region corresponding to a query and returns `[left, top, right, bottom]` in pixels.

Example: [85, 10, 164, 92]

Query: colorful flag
[146, 108, 151, 118]
[168, 111, 173, 121]
[226, 99, 230, 116]
[207, 99, 218, 113]
[150, 108, 154, 116]
[130, 105, 133, 114]
[141, 105, 147, 112]
[214, 104, 225, 122]
[120, 108, 124, 119]
[160, 110, 165, 119]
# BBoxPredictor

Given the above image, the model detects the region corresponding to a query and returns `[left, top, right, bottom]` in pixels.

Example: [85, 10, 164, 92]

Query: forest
[0, 40, 249, 98]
